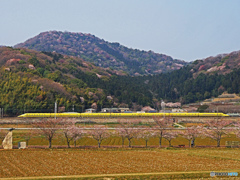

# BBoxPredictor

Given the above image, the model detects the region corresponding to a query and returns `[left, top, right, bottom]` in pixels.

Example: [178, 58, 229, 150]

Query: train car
[18, 112, 229, 118]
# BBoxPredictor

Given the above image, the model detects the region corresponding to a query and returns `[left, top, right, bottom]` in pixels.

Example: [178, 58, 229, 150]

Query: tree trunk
[74, 140, 76, 147]
[191, 138, 195, 148]
[168, 140, 171, 147]
[217, 139, 220, 147]
[159, 136, 162, 147]
[49, 139, 52, 148]
[145, 140, 148, 148]
[189, 139, 191, 148]
[128, 138, 132, 148]
[159, 132, 163, 147]
[98, 141, 101, 148]
[67, 140, 71, 148]
[64, 133, 71, 148]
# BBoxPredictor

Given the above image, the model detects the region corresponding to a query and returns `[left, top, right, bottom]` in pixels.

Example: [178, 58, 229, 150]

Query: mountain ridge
[15, 31, 188, 76]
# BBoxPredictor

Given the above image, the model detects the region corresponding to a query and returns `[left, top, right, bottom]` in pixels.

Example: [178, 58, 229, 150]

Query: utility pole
[72, 104, 74, 112]
[54, 101, 57, 119]
[82, 104, 84, 113]
[161, 100, 165, 118]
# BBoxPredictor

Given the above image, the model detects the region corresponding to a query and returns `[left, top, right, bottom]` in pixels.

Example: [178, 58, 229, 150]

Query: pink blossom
[152, 116, 174, 147]
[88, 125, 109, 148]
[204, 119, 232, 147]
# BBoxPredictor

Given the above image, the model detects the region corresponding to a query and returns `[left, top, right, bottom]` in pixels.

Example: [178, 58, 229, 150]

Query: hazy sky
[1, 0, 240, 61]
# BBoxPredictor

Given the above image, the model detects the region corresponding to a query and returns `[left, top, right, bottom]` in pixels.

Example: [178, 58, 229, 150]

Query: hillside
[0, 47, 120, 77]
[0, 47, 132, 115]
[1, 46, 240, 116]
[14, 31, 188, 76]
[189, 50, 240, 77]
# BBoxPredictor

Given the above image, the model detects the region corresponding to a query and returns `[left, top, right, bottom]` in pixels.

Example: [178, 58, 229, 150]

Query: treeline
[104, 66, 240, 105]
[1, 64, 240, 116]
[151, 67, 240, 103]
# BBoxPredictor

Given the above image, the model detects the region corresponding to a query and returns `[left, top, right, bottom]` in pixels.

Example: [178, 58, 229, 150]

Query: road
[1, 170, 238, 180]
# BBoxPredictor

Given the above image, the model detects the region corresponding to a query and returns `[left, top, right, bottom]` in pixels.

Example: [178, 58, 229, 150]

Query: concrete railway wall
[0, 116, 239, 125]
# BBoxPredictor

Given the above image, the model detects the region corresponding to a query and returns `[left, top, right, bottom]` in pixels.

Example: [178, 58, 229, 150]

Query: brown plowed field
[0, 148, 240, 179]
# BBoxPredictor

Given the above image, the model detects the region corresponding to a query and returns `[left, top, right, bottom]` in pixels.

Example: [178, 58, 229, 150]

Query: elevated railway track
[18, 112, 229, 118]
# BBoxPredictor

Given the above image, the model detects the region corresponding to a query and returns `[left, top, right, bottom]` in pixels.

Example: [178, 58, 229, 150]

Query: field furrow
[0, 148, 240, 178]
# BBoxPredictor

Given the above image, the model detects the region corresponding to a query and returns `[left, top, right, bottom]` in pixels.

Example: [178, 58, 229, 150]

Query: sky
[1, 0, 240, 62]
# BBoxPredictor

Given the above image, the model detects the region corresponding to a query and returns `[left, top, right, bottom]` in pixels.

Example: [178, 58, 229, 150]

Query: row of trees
[30, 117, 240, 148]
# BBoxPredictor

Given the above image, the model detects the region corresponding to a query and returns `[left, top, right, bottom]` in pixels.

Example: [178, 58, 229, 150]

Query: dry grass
[0, 148, 240, 178]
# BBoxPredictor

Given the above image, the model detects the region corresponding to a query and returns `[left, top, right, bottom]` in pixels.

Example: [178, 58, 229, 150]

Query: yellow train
[18, 112, 229, 118]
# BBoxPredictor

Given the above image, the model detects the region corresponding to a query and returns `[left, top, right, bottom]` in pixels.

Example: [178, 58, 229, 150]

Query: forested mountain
[14, 31, 188, 76]
[189, 50, 240, 76]
[1, 46, 240, 116]
[0, 47, 124, 115]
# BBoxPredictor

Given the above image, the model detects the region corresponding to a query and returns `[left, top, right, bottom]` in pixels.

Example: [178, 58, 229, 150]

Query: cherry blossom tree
[204, 119, 232, 147]
[116, 127, 127, 147]
[117, 120, 140, 148]
[61, 119, 84, 148]
[89, 125, 109, 148]
[163, 131, 179, 147]
[72, 127, 85, 148]
[34, 118, 61, 148]
[62, 120, 75, 148]
[63, 125, 84, 148]
[181, 126, 202, 148]
[137, 127, 154, 148]
[152, 116, 173, 147]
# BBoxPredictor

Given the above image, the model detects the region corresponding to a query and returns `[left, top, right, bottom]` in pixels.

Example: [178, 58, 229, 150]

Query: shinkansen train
[18, 112, 229, 118]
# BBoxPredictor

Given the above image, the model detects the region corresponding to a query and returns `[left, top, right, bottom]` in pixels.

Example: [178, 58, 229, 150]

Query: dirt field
[1, 117, 240, 179]
[0, 148, 240, 179]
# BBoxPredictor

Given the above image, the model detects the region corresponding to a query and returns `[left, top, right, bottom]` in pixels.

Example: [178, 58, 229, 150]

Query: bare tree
[163, 131, 178, 147]
[152, 116, 173, 147]
[181, 126, 202, 148]
[89, 125, 109, 148]
[34, 118, 61, 148]
[117, 120, 140, 148]
[204, 119, 232, 147]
